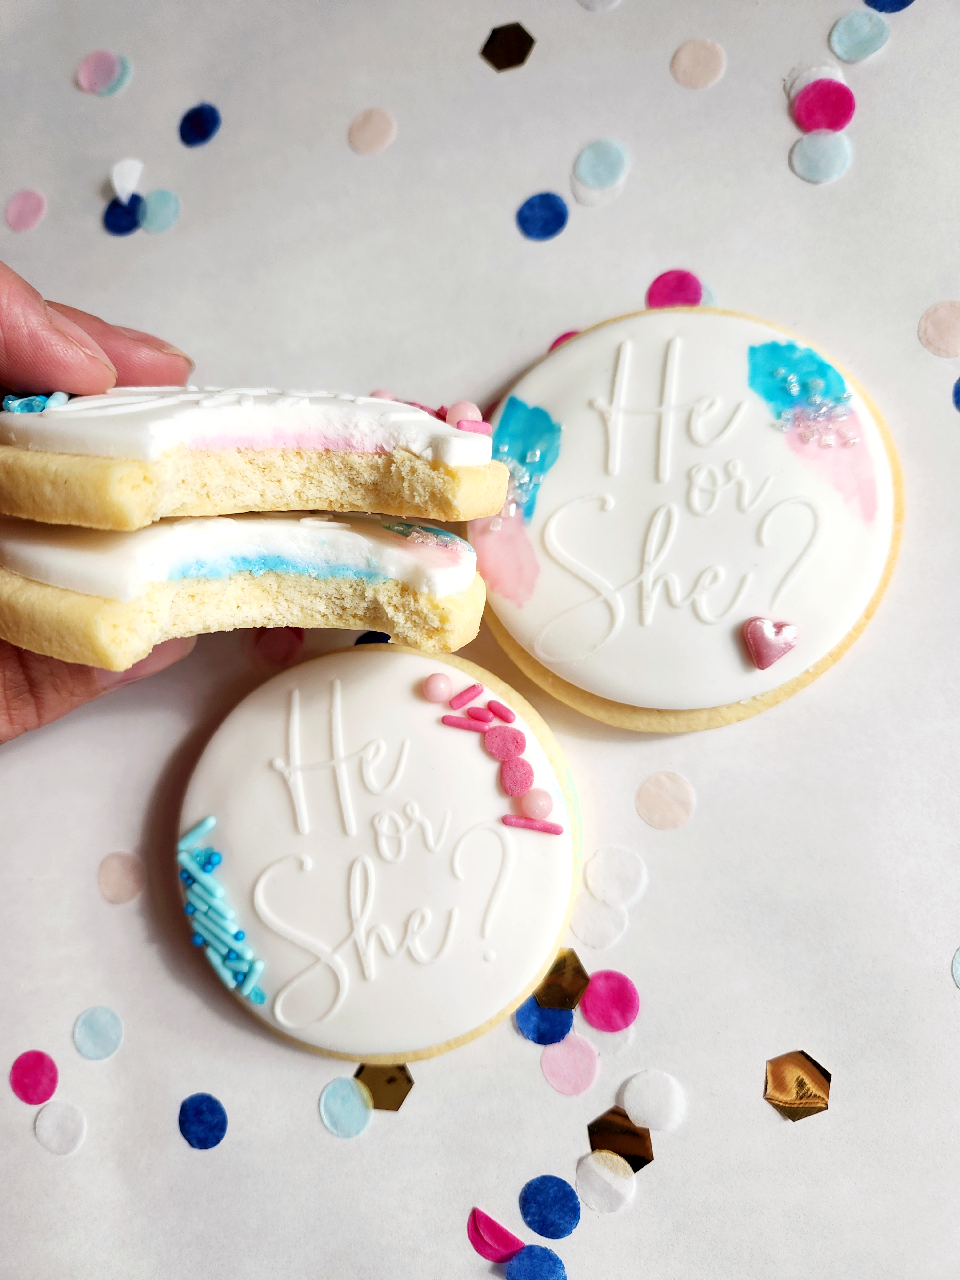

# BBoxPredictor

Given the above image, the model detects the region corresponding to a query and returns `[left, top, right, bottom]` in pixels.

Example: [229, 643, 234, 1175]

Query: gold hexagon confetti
[587, 1106, 654, 1173]
[534, 948, 591, 1010]
[763, 1050, 831, 1121]
[353, 1063, 414, 1112]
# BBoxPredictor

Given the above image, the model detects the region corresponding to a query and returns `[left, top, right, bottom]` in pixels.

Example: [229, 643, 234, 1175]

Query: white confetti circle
[584, 846, 648, 908]
[570, 891, 628, 949]
[34, 1101, 87, 1155]
[622, 1069, 686, 1131]
[576, 1150, 636, 1212]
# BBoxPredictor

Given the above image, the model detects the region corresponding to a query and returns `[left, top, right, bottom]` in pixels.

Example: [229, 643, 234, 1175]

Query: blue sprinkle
[506, 1245, 567, 1280]
[227, 950, 238, 961]
[516, 192, 568, 241]
[191, 932, 204, 946]
[953, 379, 960, 415]
[829, 11, 889, 61]
[519, 1176, 580, 1240]
[234, 930, 245, 941]
[319, 1077, 372, 1138]
[864, 0, 912, 10]
[180, 103, 221, 147]
[178, 1092, 228, 1149]
[185, 904, 196, 916]
[3, 394, 47, 413]
[789, 131, 852, 185]
[180, 870, 191, 882]
[45, 392, 69, 408]
[354, 631, 391, 645]
[138, 188, 181, 234]
[573, 139, 629, 190]
[250, 987, 266, 1005]
[209, 852, 222, 866]
[73, 1005, 124, 1061]
[202, 864, 214, 874]
[103, 194, 145, 236]
[952, 947, 960, 987]
[515, 995, 573, 1045]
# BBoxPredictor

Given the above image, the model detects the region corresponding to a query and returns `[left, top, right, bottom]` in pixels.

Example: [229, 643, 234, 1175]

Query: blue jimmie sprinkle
[234, 931, 245, 941]
[250, 987, 266, 1005]
[3, 394, 48, 413]
[209, 852, 222, 866]
[492, 397, 562, 522]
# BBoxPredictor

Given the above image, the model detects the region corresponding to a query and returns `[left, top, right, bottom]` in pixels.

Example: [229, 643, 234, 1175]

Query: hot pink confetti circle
[76, 50, 121, 94]
[646, 269, 702, 309]
[467, 1208, 524, 1263]
[580, 971, 640, 1033]
[10, 1050, 58, 1104]
[793, 79, 856, 133]
[5, 189, 47, 233]
[540, 1033, 601, 1095]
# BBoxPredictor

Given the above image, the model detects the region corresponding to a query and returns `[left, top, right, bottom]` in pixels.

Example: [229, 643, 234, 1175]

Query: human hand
[0, 260, 197, 743]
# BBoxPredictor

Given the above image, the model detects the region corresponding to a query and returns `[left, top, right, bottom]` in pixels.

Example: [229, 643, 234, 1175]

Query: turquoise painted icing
[492, 396, 562, 521]
[748, 342, 848, 424]
[168, 556, 387, 584]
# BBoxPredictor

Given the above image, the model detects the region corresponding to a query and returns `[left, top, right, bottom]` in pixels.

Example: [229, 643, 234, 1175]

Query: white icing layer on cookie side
[471, 310, 896, 710]
[0, 387, 493, 466]
[0, 512, 475, 602]
[180, 649, 577, 1058]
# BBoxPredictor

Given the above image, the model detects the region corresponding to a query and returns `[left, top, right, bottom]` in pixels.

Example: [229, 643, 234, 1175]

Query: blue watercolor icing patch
[493, 397, 562, 521]
[168, 557, 387, 584]
[517, 193, 568, 241]
[515, 995, 573, 1045]
[179, 1092, 228, 1149]
[103, 194, 144, 236]
[180, 103, 221, 147]
[73, 1006, 124, 1060]
[506, 1246, 567, 1280]
[319, 1077, 372, 1138]
[747, 342, 848, 424]
[519, 1175, 580, 1239]
[829, 11, 889, 62]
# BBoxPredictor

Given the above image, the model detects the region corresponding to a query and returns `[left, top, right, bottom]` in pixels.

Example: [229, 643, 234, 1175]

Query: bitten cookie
[0, 388, 508, 530]
[0, 512, 484, 669]
[469, 308, 903, 732]
[177, 645, 580, 1062]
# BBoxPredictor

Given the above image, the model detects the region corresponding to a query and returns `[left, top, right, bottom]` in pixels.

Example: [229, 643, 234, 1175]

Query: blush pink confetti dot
[580, 971, 640, 1033]
[647, 269, 703, 309]
[10, 1050, 58, 1104]
[549, 330, 580, 351]
[449, 682, 484, 710]
[502, 815, 563, 835]
[540, 1033, 601, 1096]
[446, 400, 482, 426]
[442, 715, 488, 732]
[370, 389, 397, 400]
[467, 1208, 525, 1264]
[484, 725, 526, 761]
[76, 50, 121, 94]
[5, 189, 47, 233]
[487, 699, 516, 723]
[500, 756, 534, 797]
[518, 788, 553, 820]
[793, 79, 855, 133]
[468, 705, 495, 722]
[422, 673, 453, 702]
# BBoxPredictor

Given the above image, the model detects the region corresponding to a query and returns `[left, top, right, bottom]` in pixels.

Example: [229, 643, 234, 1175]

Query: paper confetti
[180, 103, 221, 147]
[763, 1050, 831, 1121]
[570, 891, 628, 949]
[918, 302, 960, 358]
[34, 1101, 87, 1156]
[533, 948, 590, 1010]
[516, 193, 568, 242]
[621, 1069, 687, 1131]
[97, 852, 145, 903]
[348, 108, 398, 155]
[481, 23, 535, 72]
[178, 1092, 228, 1148]
[73, 1006, 124, 1061]
[584, 846, 648, 908]
[111, 159, 143, 204]
[103, 195, 145, 237]
[580, 970, 639, 1033]
[516, 995, 574, 1045]
[646, 270, 703, 309]
[587, 1107, 653, 1172]
[540, 1034, 600, 1096]
[10, 1050, 58, 1104]
[506, 1246, 567, 1280]
[571, 140, 630, 208]
[4, 189, 46, 233]
[670, 39, 727, 89]
[76, 50, 120, 94]
[319, 1076, 373, 1137]
[789, 131, 852, 184]
[519, 1175, 581, 1239]
[829, 11, 890, 62]
[635, 770, 695, 829]
[575, 1150, 636, 1213]
[792, 80, 856, 133]
[467, 1208, 524, 1263]
[353, 1064, 414, 1111]
[138, 189, 181, 233]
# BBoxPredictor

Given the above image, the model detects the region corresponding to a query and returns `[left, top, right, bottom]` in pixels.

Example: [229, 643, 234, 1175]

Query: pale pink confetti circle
[76, 50, 121, 94]
[580, 970, 640, 1033]
[97, 852, 146, 904]
[348, 108, 398, 156]
[540, 1033, 601, 1095]
[5, 189, 46, 233]
[635, 770, 695, 829]
[918, 302, 960, 359]
[670, 39, 727, 90]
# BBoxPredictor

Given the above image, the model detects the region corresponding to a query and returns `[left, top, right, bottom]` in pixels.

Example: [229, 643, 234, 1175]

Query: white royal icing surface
[180, 648, 577, 1058]
[0, 512, 476, 602]
[470, 310, 896, 711]
[0, 387, 493, 467]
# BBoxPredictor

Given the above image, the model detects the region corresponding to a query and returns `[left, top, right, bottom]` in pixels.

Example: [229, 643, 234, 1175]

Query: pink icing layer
[471, 510, 540, 607]
[784, 409, 877, 523]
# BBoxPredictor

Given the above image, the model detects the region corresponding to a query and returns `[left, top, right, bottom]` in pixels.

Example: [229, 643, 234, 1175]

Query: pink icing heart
[742, 617, 797, 671]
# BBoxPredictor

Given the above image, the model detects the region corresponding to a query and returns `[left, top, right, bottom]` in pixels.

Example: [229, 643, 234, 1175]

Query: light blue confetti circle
[138, 189, 181, 234]
[573, 140, 629, 190]
[73, 1005, 124, 1060]
[829, 12, 889, 62]
[319, 1076, 372, 1138]
[952, 947, 960, 987]
[700, 283, 717, 308]
[789, 130, 852, 184]
[100, 54, 133, 96]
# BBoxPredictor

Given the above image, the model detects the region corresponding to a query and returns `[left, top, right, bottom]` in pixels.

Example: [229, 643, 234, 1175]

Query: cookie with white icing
[177, 646, 580, 1061]
[0, 388, 508, 531]
[0, 512, 483, 669]
[470, 308, 903, 731]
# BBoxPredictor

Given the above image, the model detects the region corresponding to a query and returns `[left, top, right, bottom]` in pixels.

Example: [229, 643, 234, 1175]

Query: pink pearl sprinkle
[500, 757, 534, 797]
[502, 815, 563, 835]
[442, 715, 488, 733]
[446, 400, 482, 426]
[457, 419, 493, 434]
[422, 673, 453, 703]
[646, 269, 703, 309]
[484, 725, 526, 761]
[76, 50, 121, 94]
[549, 330, 580, 352]
[519, 788, 553, 820]
[467, 706, 494, 722]
[449, 682, 484, 711]
[793, 79, 855, 133]
[5, 189, 46, 233]
[370, 389, 397, 400]
[487, 699, 516, 723]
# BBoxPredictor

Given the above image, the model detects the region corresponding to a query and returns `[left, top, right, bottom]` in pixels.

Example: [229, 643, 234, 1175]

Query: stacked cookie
[0, 388, 508, 669]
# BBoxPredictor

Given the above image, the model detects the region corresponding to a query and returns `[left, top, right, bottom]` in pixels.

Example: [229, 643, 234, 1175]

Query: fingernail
[96, 636, 197, 689]
[46, 306, 117, 376]
[115, 326, 195, 366]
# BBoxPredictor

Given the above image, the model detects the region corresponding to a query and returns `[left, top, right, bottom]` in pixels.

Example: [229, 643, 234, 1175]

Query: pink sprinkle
[500, 757, 534, 797]
[540, 1034, 601, 1096]
[442, 715, 488, 733]
[457, 419, 493, 434]
[549, 330, 580, 352]
[5, 189, 46, 233]
[76, 50, 121, 94]
[502, 815, 563, 835]
[487, 699, 516, 723]
[10, 1050, 58, 1104]
[467, 706, 494, 722]
[449, 682, 484, 710]
[793, 79, 855, 134]
[519, 788, 553, 820]
[446, 400, 482, 426]
[646, 269, 703, 309]
[580, 970, 640, 1033]
[467, 1208, 524, 1264]
[422, 673, 454, 703]
[484, 725, 526, 761]
[369, 389, 397, 400]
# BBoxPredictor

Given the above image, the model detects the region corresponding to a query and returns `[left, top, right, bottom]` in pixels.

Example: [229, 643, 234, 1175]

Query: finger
[0, 636, 197, 744]
[0, 261, 118, 395]
[46, 303, 194, 387]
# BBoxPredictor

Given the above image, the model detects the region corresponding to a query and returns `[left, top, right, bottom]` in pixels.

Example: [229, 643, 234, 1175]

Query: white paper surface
[2, 0, 960, 1276]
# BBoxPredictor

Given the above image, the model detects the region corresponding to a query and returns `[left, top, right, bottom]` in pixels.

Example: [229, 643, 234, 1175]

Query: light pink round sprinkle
[446, 400, 481, 426]
[500, 757, 534, 797]
[370, 389, 397, 400]
[484, 725, 526, 761]
[422, 673, 453, 703]
[97, 852, 145, 904]
[76, 50, 121, 94]
[519, 788, 553, 820]
[647, 269, 703, 309]
[540, 1034, 600, 1096]
[580, 970, 640, 1033]
[5, 189, 46, 233]
[549, 330, 580, 352]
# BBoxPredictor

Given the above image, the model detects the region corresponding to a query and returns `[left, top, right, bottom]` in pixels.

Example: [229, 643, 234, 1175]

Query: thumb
[0, 260, 118, 396]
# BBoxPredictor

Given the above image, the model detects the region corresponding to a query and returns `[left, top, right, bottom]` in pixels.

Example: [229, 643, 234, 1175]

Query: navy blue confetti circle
[180, 103, 222, 147]
[178, 1092, 228, 1149]
[864, 0, 913, 10]
[516, 193, 568, 241]
[103, 194, 144, 236]
[952, 379, 960, 414]
[515, 995, 573, 1045]
[354, 631, 391, 645]
[519, 1175, 580, 1240]
[506, 1245, 567, 1280]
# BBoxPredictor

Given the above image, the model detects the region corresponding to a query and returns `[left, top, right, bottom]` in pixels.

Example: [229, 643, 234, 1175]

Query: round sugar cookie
[470, 308, 902, 731]
[178, 646, 580, 1061]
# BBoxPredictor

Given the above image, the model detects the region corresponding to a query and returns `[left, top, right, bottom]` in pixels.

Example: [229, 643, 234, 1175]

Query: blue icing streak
[747, 342, 848, 424]
[493, 396, 562, 521]
[168, 556, 387, 584]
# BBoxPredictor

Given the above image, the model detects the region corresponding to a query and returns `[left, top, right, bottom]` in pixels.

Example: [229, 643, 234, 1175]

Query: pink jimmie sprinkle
[502, 815, 563, 835]
[457, 419, 493, 434]
[449, 682, 484, 710]
[487, 699, 516, 723]
[468, 706, 495, 722]
[442, 715, 488, 733]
